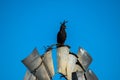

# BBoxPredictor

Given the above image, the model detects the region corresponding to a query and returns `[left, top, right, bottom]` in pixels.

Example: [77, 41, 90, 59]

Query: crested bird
[57, 21, 67, 46]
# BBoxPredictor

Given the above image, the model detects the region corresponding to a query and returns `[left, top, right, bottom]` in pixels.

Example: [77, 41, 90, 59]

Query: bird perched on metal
[57, 21, 67, 46]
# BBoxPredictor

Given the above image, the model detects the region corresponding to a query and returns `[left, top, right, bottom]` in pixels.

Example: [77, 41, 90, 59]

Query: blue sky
[0, 0, 120, 80]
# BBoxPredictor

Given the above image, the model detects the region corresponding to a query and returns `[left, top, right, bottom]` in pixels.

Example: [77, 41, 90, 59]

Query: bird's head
[60, 20, 68, 30]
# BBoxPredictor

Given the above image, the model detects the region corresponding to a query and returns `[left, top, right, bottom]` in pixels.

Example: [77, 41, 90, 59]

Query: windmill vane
[22, 21, 98, 80]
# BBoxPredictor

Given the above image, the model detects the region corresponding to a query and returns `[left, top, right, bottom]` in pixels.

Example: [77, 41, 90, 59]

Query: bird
[57, 21, 67, 46]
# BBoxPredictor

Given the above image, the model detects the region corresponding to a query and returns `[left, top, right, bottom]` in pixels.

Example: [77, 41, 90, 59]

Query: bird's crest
[60, 20, 68, 25]
[60, 20, 68, 30]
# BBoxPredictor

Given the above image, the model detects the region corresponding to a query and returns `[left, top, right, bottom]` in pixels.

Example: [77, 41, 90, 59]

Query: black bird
[57, 21, 67, 46]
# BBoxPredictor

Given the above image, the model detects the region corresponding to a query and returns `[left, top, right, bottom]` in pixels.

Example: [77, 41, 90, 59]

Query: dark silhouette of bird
[57, 21, 67, 46]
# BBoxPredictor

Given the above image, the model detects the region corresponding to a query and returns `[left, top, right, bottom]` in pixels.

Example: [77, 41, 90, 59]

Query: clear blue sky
[0, 0, 120, 80]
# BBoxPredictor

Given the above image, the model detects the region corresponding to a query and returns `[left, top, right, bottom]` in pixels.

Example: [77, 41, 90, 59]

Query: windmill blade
[24, 70, 37, 80]
[66, 53, 78, 80]
[22, 48, 42, 72]
[57, 46, 70, 76]
[72, 69, 98, 80]
[77, 48, 92, 71]
[72, 71, 85, 80]
[85, 69, 98, 80]
[73, 64, 83, 72]
[22, 48, 50, 80]
[42, 50, 55, 78]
